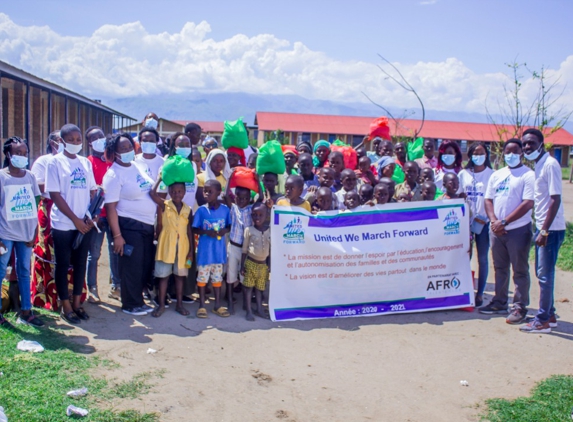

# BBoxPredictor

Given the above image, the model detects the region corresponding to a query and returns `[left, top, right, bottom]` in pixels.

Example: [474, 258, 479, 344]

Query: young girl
[276, 175, 312, 212]
[196, 148, 232, 205]
[0, 137, 43, 327]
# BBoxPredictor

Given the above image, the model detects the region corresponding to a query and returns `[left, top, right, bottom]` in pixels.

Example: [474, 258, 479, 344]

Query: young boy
[437, 173, 466, 200]
[396, 191, 412, 202]
[305, 167, 338, 208]
[192, 180, 232, 318]
[344, 191, 361, 210]
[355, 156, 377, 185]
[247, 153, 258, 170]
[394, 161, 422, 201]
[378, 177, 397, 203]
[276, 175, 312, 212]
[359, 184, 374, 205]
[373, 183, 390, 205]
[419, 167, 435, 184]
[335, 169, 358, 210]
[262, 172, 281, 202]
[240, 202, 271, 321]
[224, 186, 252, 314]
[298, 153, 319, 196]
[328, 151, 345, 191]
[192, 147, 204, 174]
[421, 181, 437, 201]
[312, 187, 336, 213]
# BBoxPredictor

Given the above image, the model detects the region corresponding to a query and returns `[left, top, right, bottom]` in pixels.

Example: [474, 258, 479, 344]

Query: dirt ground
[59, 182, 573, 422]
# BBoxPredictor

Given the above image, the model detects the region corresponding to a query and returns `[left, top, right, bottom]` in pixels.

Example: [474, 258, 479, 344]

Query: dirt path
[60, 183, 573, 422]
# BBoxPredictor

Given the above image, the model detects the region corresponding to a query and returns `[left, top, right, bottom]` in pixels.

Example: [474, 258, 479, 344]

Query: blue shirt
[302, 174, 320, 197]
[229, 204, 252, 245]
[192, 204, 231, 266]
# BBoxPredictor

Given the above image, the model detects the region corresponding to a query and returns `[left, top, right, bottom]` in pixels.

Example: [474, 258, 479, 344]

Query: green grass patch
[0, 311, 159, 422]
[528, 222, 573, 272]
[561, 166, 571, 180]
[481, 374, 573, 421]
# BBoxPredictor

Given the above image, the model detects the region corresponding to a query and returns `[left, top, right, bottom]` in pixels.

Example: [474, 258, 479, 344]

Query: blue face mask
[441, 154, 456, 166]
[10, 155, 28, 169]
[176, 147, 191, 158]
[91, 138, 106, 153]
[524, 145, 543, 161]
[118, 150, 135, 164]
[141, 142, 156, 154]
[144, 118, 158, 129]
[471, 155, 486, 166]
[504, 153, 521, 168]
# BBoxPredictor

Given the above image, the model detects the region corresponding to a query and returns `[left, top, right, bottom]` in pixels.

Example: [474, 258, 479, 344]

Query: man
[415, 138, 438, 170]
[184, 122, 202, 146]
[519, 128, 566, 334]
[480, 139, 535, 325]
[394, 142, 407, 168]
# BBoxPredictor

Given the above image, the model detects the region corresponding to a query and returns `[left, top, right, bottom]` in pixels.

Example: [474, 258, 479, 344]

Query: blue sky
[1, 0, 572, 118]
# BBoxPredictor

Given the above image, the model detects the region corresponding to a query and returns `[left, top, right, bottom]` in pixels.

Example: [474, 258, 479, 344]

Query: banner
[269, 200, 473, 321]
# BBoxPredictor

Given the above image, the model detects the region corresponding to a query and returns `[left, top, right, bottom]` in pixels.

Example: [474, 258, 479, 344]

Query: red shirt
[88, 155, 112, 218]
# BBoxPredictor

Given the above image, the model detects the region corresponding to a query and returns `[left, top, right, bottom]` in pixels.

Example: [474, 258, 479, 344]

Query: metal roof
[0, 60, 135, 120]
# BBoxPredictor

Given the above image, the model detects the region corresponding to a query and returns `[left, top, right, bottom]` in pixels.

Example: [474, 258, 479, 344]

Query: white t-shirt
[534, 153, 565, 231]
[45, 153, 96, 231]
[485, 165, 535, 230]
[458, 167, 493, 218]
[103, 162, 157, 226]
[134, 154, 164, 181]
[31, 153, 54, 199]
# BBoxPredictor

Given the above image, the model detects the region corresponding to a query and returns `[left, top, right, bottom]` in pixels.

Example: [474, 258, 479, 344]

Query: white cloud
[0, 13, 571, 117]
[419, 0, 438, 5]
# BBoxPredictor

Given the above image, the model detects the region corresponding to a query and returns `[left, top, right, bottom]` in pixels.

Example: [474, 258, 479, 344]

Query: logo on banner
[283, 217, 305, 244]
[426, 276, 461, 291]
[443, 210, 460, 235]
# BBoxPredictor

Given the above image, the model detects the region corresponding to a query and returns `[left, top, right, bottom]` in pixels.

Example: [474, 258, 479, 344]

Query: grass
[0, 311, 159, 422]
[481, 375, 573, 421]
[528, 222, 573, 272]
[561, 165, 570, 180]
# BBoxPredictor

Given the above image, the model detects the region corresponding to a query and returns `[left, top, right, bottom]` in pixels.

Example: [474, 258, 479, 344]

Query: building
[0, 60, 135, 163]
[254, 111, 573, 166]
[121, 118, 225, 140]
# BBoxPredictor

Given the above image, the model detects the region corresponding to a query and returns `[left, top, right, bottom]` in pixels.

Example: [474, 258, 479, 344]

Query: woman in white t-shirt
[103, 133, 157, 316]
[458, 142, 494, 307]
[45, 124, 96, 325]
[434, 140, 463, 191]
[134, 127, 164, 181]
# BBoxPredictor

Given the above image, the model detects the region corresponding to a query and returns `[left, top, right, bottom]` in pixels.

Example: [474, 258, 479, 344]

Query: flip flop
[196, 308, 208, 319]
[212, 307, 230, 318]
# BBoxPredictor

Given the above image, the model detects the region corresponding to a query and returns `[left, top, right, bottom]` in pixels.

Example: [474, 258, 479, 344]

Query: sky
[1, 0, 572, 120]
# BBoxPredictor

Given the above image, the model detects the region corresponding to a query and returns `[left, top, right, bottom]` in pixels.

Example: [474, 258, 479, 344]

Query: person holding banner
[481, 139, 534, 324]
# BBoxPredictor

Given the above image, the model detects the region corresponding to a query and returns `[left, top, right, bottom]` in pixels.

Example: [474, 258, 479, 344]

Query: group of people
[0, 114, 565, 332]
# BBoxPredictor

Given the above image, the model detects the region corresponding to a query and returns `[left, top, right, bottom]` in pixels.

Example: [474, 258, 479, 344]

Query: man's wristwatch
[540, 230, 549, 237]
[501, 219, 507, 226]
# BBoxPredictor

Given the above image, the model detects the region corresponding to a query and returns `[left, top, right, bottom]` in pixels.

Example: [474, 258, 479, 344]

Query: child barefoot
[192, 180, 232, 318]
[344, 190, 361, 210]
[373, 183, 390, 205]
[359, 183, 374, 205]
[421, 181, 437, 201]
[149, 181, 193, 317]
[437, 173, 466, 200]
[312, 187, 335, 213]
[240, 202, 271, 321]
[276, 175, 312, 212]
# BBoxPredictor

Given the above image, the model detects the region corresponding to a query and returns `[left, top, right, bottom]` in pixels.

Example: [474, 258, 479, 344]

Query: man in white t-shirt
[481, 139, 535, 325]
[519, 129, 566, 334]
[134, 128, 164, 181]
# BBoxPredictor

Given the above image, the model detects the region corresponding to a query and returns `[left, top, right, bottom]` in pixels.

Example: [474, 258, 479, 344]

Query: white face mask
[10, 155, 28, 169]
[64, 142, 83, 155]
[141, 142, 157, 154]
[144, 118, 158, 129]
[91, 138, 106, 153]
[524, 145, 543, 161]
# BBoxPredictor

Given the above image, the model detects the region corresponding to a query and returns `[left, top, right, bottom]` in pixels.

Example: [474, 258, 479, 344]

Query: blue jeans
[0, 239, 33, 311]
[473, 223, 490, 296]
[534, 230, 565, 323]
[87, 217, 120, 289]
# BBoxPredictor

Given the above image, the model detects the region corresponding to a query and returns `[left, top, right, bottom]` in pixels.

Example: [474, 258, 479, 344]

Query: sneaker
[17, 312, 45, 327]
[108, 286, 121, 301]
[519, 320, 551, 334]
[549, 315, 558, 328]
[506, 306, 527, 324]
[152, 296, 169, 309]
[87, 287, 101, 304]
[181, 296, 195, 304]
[141, 304, 154, 313]
[122, 307, 147, 316]
[479, 303, 508, 315]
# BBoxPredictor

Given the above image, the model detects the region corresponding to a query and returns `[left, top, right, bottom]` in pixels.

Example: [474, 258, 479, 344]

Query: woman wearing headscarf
[196, 148, 232, 206]
[313, 140, 331, 170]
[226, 146, 246, 168]
[377, 156, 397, 180]
[297, 140, 312, 155]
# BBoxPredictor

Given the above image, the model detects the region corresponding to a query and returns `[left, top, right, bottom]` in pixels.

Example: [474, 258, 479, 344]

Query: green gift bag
[256, 140, 286, 175]
[221, 118, 249, 150]
[162, 155, 195, 187]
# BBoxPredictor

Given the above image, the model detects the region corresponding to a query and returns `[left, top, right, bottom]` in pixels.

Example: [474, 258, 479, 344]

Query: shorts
[226, 243, 244, 284]
[243, 258, 269, 291]
[197, 264, 223, 287]
[154, 260, 188, 278]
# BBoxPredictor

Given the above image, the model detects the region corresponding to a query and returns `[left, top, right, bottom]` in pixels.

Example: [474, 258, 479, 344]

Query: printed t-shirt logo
[136, 175, 152, 191]
[283, 217, 305, 244]
[443, 210, 460, 235]
[204, 218, 226, 231]
[5, 184, 37, 221]
[70, 167, 87, 189]
[495, 176, 510, 196]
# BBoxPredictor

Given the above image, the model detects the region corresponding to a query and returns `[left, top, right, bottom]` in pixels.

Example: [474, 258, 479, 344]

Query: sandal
[196, 308, 208, 319]
[61, 310, 81, 325]
[212, 307, 230, 318]
[73, 307, 90, 321]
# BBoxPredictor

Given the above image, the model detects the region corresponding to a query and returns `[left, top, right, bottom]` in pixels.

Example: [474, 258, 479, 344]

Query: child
[240, 202, 271, 321]
[192, 147, 203, 174]
[335, 169, 358, 210]
[262, 172, 282, 202]
[355, 156, 377, 185]
[421, 181, 437, 201]
[378, 177, 397, 203]
[312, 187, 335, 213]
[394, 161, 422, 201]
[359, 184, 374, 205]
[328, 151, 345, 191]
[373, 183, 390, 205]
[149, 181, 193, 317]
[247, 153, 258, 170]
[344, 190, 361, 210]
[437, 173, 466, 200]
[192, 179, 232, 318]
[396, 191, 412, 203]
[224, 186, 252, 314]
[298, 153, 319, 196]
[419, 167, 435, 184]
[276, 175, 312, 212]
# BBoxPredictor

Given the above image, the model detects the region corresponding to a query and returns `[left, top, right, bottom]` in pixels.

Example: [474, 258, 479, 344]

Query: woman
[297, 140, 312, 155]
[377, 156, 396, 179]
[196, 148, 232, 206]
[313, 140, 331, 170]
[103, 133, 157, 316]
[45, 124, 96, 324]
[434, 140, 463, 191]
[458, 142, 494, 307]
[0, 137, 44, 327]
[31, 131, 77, 310]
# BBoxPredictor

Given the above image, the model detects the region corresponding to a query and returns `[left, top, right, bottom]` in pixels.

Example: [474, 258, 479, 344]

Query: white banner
[269, 200, 473, 321]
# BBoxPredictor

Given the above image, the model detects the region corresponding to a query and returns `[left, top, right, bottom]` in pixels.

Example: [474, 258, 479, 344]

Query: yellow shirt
[156, 200, 191, 268]
[197, 173, 227, 190]
[276, 198, 312, 212]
